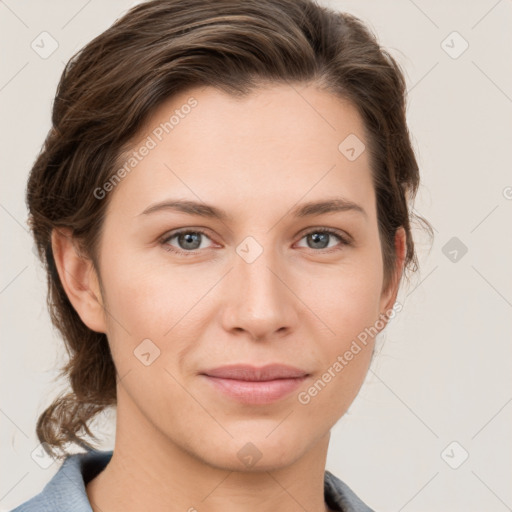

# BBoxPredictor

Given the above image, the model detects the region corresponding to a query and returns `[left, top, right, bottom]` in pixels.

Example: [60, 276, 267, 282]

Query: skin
[52, 83, 406, 512]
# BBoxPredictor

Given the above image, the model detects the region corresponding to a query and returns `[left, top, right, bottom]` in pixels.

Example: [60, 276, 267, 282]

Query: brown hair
[27, 0, 433, 460]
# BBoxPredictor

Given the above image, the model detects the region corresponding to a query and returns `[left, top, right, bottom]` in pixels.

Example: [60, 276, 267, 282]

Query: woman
[12, 0, 432, 510]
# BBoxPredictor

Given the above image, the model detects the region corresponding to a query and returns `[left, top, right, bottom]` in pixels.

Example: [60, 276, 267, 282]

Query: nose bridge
[236, 235, 285, 310]
[222, 234, 296, 338]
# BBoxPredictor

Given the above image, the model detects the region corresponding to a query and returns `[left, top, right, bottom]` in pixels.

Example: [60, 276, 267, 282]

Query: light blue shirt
[10, 448, 375, 511]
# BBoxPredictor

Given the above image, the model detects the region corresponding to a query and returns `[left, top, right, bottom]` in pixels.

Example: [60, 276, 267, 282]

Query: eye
[161, 229, 215, 256]
[296, 228, 351, 252]
[160, 227, 351, 257]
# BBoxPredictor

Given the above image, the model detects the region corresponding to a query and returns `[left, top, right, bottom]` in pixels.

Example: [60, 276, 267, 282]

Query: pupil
[180, 232, 201, 250]
[310, 232, 328, 249]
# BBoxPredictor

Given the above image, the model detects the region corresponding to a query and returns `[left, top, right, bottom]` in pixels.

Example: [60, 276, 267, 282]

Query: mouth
[200, 364, 310, 404]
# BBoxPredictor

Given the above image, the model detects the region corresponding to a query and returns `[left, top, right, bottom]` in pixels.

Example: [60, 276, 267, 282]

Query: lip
[201, 364, 309, 381]
[200, 364, 310, 405]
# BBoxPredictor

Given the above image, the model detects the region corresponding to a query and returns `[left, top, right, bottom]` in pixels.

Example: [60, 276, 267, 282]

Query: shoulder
[324, 470, 376, 512]
[9, 449, 113, 512]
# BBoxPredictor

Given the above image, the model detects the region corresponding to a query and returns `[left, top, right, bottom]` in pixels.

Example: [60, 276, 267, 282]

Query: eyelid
[160, 227, 216, 255]
[160, 226, 352, 256]
[298, 226, 352, 244]
[295, 227, 352, 253]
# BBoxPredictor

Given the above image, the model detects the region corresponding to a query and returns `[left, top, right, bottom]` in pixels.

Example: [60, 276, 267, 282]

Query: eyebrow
[139, 197, 367, 220]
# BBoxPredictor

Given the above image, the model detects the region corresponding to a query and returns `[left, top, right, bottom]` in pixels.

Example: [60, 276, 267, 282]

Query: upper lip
[201, 364, 309, 381]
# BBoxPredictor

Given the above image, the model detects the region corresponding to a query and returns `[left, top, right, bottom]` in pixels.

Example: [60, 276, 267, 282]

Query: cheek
[101, 252, 190, 329]
[98, 252, 214, 380]
[296, 347, 373, 434]
[304, 254, 383, 339]
[300, 249, 383, 403]
[296, 272, 381, 419]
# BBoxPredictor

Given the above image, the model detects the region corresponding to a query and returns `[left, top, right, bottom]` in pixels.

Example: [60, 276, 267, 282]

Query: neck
[86, 390, 333, 512]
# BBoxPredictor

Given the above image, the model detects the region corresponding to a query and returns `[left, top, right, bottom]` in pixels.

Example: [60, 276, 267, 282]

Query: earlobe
[51, 227, 107, 333]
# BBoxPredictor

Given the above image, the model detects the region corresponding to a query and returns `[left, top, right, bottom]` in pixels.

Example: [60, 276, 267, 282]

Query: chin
[187, 426, 313, 472]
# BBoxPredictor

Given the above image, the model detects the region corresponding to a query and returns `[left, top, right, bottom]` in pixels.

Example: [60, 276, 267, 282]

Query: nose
[220, 242, 299, 341]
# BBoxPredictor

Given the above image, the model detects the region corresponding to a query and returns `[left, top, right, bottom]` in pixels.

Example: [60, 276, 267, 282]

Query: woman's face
[91, 83, 403, 470]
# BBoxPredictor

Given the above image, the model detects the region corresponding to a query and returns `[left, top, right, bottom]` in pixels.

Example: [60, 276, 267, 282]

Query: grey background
[1, 1, 511, 510]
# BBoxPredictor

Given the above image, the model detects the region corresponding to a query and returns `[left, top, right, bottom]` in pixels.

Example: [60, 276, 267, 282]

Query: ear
[378, 227, 407, 321]
[51, 227, 107, 333]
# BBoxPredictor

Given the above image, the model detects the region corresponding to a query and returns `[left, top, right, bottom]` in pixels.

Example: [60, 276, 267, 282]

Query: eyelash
[160, 227, 352, 257]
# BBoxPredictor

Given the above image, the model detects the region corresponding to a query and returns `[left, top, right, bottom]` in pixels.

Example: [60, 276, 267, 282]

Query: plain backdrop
[1, 1, 511, 511]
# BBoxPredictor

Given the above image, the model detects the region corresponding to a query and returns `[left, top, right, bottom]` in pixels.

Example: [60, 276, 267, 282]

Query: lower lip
[201, 375, 308, 404]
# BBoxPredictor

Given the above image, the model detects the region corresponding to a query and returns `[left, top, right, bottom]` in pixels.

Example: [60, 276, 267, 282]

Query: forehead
[105, 83, 375, 221]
